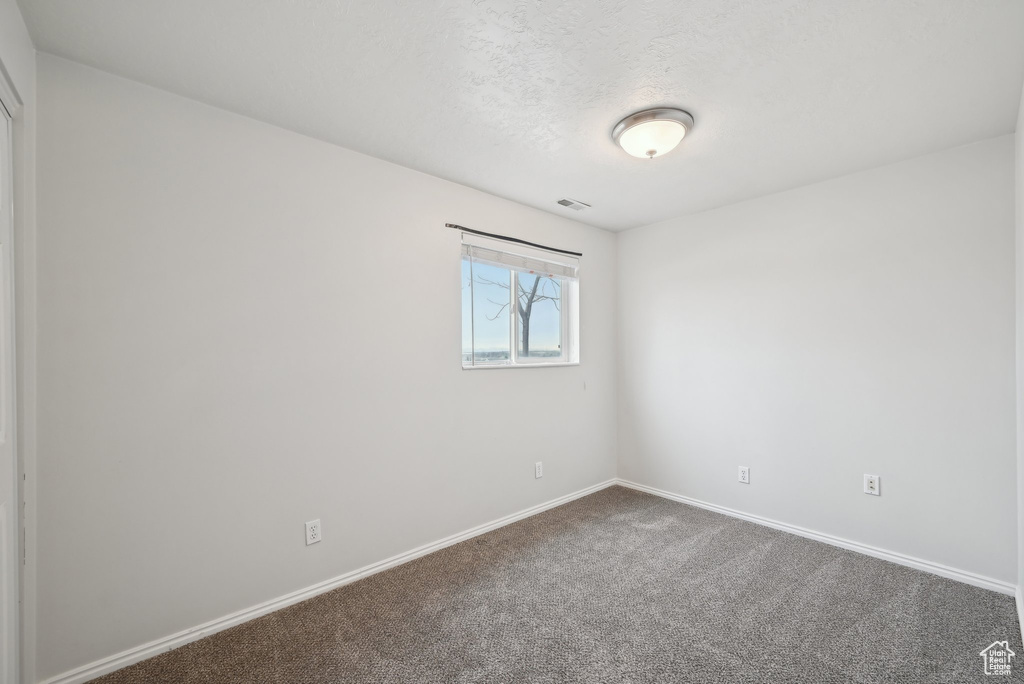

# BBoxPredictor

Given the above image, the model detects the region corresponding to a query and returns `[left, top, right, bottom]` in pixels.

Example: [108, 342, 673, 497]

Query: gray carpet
[92, 486, 1023, 683]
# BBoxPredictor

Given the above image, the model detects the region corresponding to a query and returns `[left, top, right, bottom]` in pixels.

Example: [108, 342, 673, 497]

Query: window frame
[461, 239, 579, 370]
[509, 270, 571, 366]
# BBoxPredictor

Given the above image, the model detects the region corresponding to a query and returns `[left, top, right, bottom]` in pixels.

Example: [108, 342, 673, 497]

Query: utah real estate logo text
[980, 641, 1015, 676]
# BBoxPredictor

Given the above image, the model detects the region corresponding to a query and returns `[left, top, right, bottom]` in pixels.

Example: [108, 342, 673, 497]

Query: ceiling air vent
[557, 198, 591, 211]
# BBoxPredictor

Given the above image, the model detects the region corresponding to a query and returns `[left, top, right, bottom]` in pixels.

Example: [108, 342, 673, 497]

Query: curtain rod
[446, 223, 583, 258]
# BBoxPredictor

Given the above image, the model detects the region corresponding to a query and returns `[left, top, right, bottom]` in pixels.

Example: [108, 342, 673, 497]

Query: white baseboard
[615, 478, 1017, 597]
[40, 479, 617, 684]
[1016, 587, 1024, 642]
[38, 477, 1019, 683]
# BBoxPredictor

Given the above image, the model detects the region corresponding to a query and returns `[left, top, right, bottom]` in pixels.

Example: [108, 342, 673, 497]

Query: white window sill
[461, 362, 580, 370]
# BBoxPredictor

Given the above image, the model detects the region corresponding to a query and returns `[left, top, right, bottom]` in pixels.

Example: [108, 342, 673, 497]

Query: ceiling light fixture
[612, 108, 694, 159]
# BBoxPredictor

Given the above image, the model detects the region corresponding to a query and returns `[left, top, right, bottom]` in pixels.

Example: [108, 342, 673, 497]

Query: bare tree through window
[472, 272, 560, 356]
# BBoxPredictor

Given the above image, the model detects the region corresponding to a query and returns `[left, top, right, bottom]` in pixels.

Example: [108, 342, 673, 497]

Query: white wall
[33, 54, 617, 680]
[0, 0, 37, 682]
[0, 0, 34, 95]
[618, 136, 1017, 584]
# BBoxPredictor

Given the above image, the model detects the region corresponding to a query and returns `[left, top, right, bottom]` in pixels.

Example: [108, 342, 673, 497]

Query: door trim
[0, 60, 21, 684]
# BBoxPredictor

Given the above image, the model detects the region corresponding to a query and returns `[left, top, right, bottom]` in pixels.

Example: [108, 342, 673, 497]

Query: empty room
[1, 0, 1024, 682]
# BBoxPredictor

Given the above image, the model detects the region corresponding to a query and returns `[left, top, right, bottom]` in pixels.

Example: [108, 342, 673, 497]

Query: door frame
[0, 62, 21, 684]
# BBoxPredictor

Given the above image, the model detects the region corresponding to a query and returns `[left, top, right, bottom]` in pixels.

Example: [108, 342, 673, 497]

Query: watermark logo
[981, 641, 1015, 676]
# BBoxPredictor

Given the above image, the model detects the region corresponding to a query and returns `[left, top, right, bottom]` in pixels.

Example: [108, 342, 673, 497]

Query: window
[461, 234, 579, 368]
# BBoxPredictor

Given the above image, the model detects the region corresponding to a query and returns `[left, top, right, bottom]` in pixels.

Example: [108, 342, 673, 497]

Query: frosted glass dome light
[612, 108, 694, 159]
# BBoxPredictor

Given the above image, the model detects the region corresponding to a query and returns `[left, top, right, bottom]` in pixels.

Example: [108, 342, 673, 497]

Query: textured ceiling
[18, 0, 1024, 231]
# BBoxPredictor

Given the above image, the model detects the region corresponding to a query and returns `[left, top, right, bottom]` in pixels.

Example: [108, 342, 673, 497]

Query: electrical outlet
[863, 474, 880, 496]
[305, 519, 322, 545]
[535, 461, 543, 479]
[738, 466, 749, 484]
